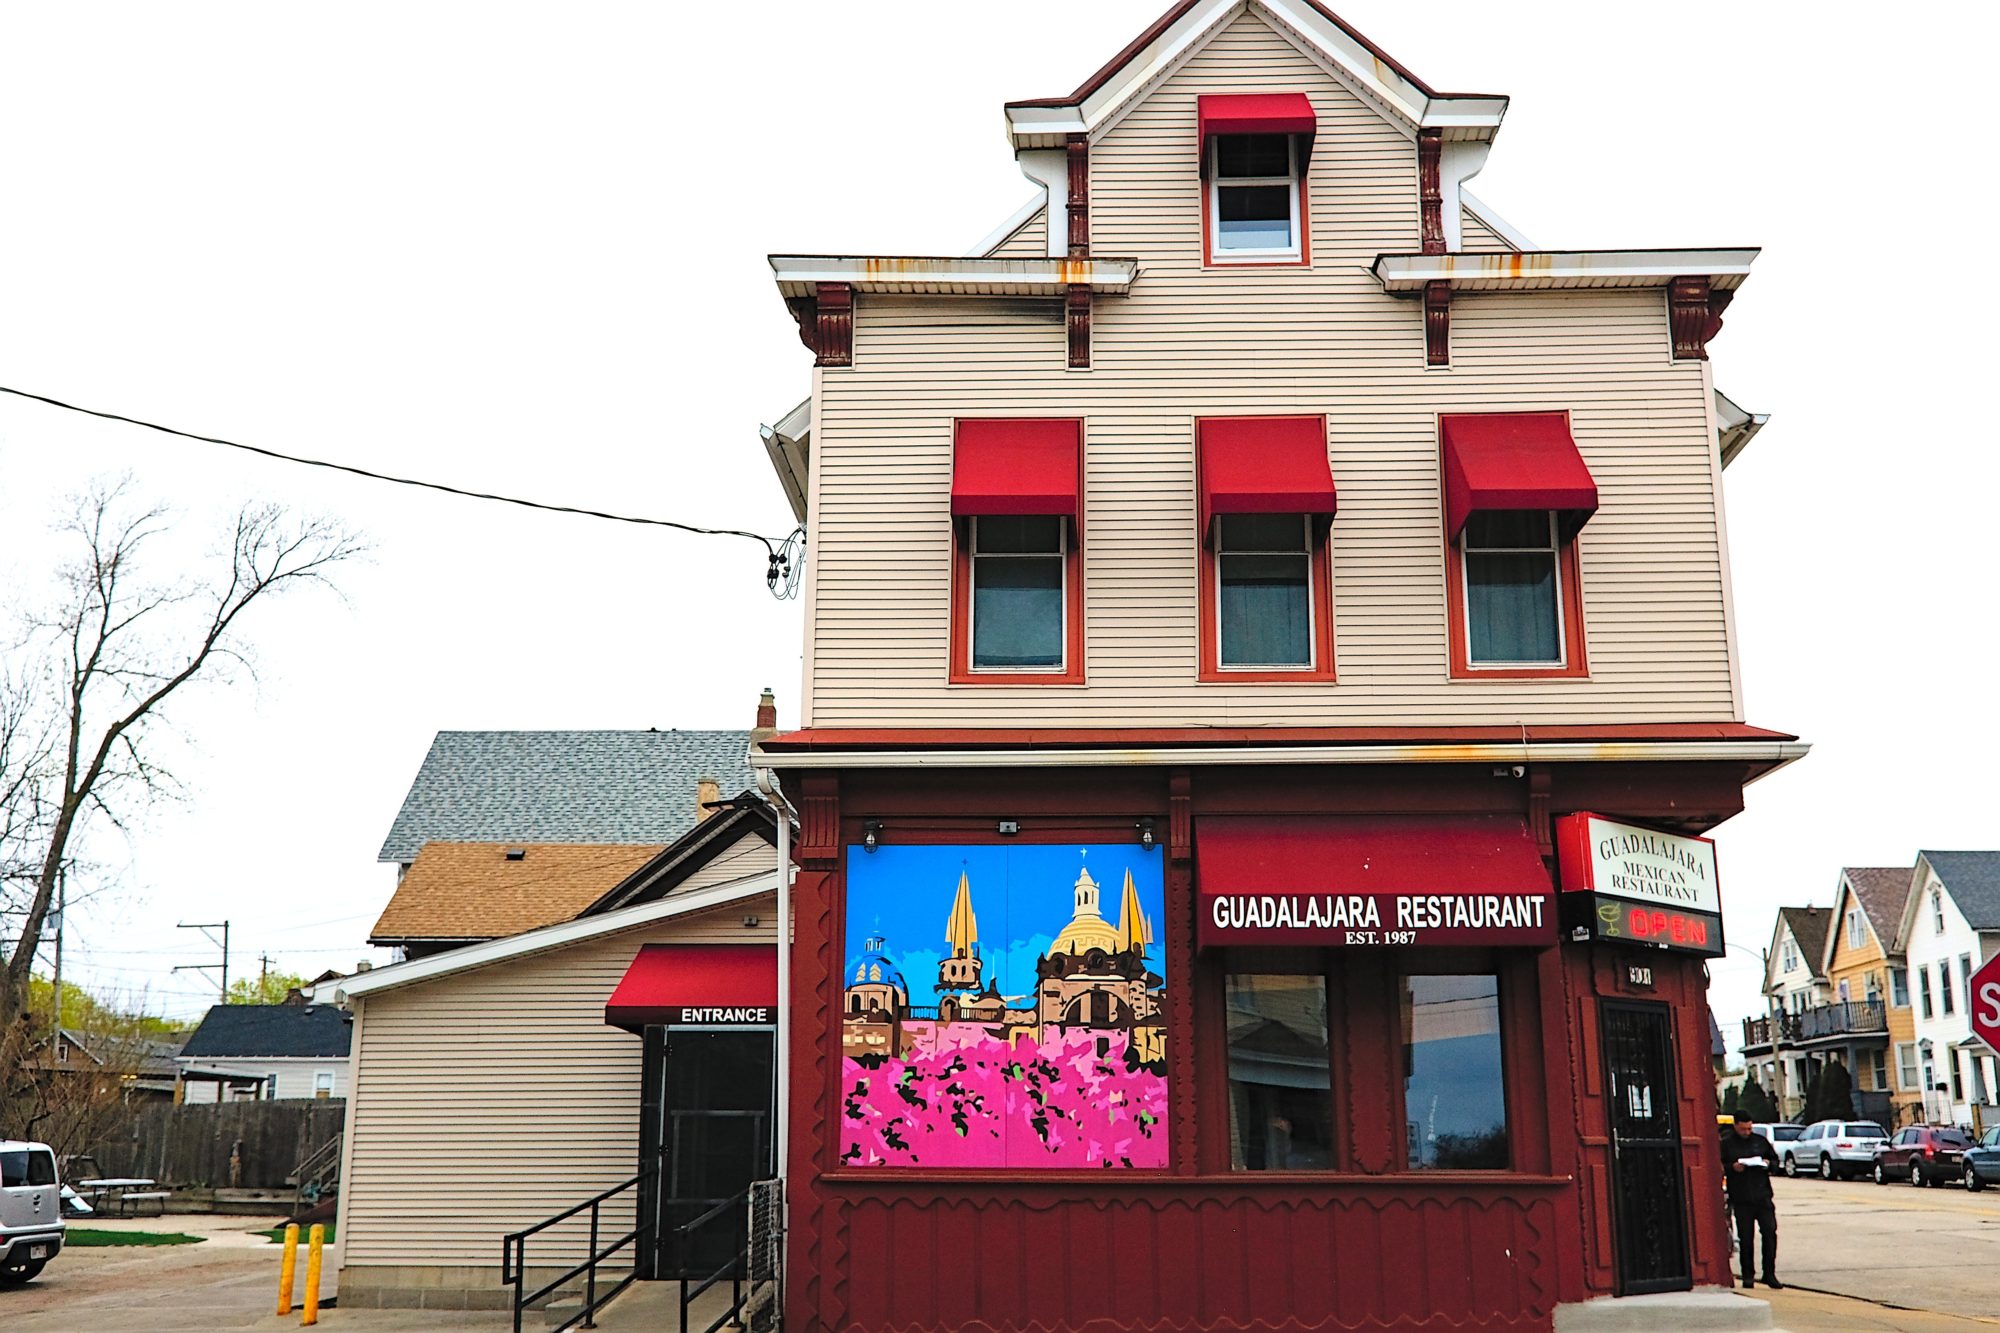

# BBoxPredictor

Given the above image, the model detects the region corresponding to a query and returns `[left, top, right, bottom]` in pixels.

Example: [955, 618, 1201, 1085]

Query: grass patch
[261, 1223, 335, 1244]
[62, 1228, 206, 1247]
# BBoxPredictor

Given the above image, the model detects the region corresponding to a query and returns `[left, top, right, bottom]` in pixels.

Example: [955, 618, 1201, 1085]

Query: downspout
[753, 764, 797, 1235]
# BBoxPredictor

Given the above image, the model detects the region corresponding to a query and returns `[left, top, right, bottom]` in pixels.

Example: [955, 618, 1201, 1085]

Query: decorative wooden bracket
[1418, 128, 1445, 256]
[1168, 769, 1192, 864]
[798, 773, 841, 871]
[1667, 275, 1732, 360]
[1066, 134, 1090, 256]
[787, 282, 854, 367]
[1526, 766, 1553, 860]
[1066, 284, 1091, 369]
[1424, 279, 1451, 366]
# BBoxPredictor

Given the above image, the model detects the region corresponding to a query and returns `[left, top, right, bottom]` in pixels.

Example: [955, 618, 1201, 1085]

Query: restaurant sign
[1555, 812, 1724, 957]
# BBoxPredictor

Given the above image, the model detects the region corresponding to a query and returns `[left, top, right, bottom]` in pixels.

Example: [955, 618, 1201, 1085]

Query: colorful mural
[840, 843, 1169, 1169]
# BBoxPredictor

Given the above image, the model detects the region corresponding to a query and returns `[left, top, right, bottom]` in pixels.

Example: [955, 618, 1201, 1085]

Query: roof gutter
[750, 739, 1810, 778]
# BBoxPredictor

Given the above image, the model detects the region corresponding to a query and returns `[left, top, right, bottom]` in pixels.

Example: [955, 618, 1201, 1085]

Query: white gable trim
[1006, 0, 1506, 151]
[973, 194, 1050, 258]
[1822, 875, 1880, 975]
[329, 872, 777, 1002]
[1460, 189, 1535, 250]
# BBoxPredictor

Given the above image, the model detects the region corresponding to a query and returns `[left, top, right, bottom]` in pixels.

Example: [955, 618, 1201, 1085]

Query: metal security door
[658, 1028, 774, 1279]
[1600, 1001, 1691, 1294]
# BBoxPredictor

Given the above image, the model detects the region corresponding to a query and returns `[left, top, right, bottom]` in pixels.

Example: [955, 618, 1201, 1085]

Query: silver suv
[1783, 1119, 1889, 1180]
[0, 1140, 65, 1283]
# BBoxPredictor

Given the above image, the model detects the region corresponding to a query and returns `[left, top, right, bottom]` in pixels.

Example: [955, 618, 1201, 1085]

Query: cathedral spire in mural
[944, 869, 978, 955]
[1117, 867, 1152, 956]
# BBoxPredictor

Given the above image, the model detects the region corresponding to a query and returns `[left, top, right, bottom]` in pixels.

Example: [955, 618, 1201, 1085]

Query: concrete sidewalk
[1753, 1284, 2000, 1331]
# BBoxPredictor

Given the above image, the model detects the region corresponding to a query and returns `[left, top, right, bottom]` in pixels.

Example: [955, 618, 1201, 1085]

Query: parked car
[1783, 1119, 1889, 1180]
[1753, 1123, 1804, 1147]
[0, 1139, 65, 1284]
[1963, 1127, 2000, 1191]
[1871, 1126, 1974, 1187]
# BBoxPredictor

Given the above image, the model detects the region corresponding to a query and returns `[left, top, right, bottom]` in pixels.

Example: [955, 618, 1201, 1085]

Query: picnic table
[75, 1177, 171, 1216]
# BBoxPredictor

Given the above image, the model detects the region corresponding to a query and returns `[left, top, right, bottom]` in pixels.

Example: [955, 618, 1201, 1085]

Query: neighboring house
[24, 1027, 186, 1102]
[175, 1004, 352, 1103]
[758, 0, 1792, 1323]
[1896, 851, 2000, 1128]
[1818, 866, 1920, 1126]
[329, 696, 786, 1310]
[1743, 906, 1831, 1118]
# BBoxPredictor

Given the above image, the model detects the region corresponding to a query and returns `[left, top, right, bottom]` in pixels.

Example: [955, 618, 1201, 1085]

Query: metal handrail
[501, 1169, 655, 1333]
[678, 1187, 751, 1333]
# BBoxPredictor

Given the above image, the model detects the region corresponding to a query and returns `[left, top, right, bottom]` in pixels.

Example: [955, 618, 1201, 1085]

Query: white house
[175, 1002, 353, 1103]
[1741, 906, 1833, 1117]
[1894, 851, 2000, 1127]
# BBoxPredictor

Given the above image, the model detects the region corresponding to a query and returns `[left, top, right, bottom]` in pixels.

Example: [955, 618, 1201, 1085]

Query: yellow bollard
[276, 1223, 300, 1314]
[301, 1223, 324, 1326]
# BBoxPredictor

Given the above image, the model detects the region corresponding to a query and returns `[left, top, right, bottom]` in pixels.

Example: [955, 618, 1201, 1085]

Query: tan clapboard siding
[804, 8, 1735, 728]
[339, 897, 774, 1270]
[986, 205, 1047, 257]
[675, 836, 777, 892]
[1460, 206, 1509, 251]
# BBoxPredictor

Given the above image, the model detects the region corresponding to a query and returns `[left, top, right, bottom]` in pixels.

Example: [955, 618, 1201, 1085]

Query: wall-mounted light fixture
[997, 819, 1021, 837]
[863, 820, 883, 853]
[1136, 818, 1157, 850]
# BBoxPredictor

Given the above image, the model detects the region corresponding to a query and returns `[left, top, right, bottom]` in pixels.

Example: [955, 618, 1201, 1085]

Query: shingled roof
[1922, 851, 2000, 931]
[369, 842, 668, 945]
[1778, 906, 1831, 980]
[377, 731, 753, 863]
[1841, 866, 1913, 945]
[180, 1004, 351, 1060]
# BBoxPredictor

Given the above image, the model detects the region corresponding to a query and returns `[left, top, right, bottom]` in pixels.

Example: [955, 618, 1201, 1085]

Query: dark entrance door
[1600, 1001, 1691, 1295]
[638, 1026, 775, 1279]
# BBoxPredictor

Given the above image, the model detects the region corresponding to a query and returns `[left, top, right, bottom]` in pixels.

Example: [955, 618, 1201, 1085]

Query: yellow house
[1821, 866, 1921, 1127]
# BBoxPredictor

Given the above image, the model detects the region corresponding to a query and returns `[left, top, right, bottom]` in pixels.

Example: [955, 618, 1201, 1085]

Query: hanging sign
[1555, 813, 1724, 957]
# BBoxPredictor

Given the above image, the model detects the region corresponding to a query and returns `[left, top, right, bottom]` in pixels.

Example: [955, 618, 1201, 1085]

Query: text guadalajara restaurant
[744, 1, 1801, 1327]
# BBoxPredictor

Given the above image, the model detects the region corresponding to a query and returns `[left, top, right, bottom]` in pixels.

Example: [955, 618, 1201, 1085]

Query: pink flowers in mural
[840, 1029, 1168, 1169]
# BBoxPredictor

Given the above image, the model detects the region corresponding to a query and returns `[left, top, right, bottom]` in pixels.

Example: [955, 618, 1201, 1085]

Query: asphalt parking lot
[1765, 1172, 2000, 1324]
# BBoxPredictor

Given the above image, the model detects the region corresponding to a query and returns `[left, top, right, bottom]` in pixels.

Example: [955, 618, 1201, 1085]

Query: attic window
[1197, 94, 1314, 267]
[505, 848, 527, 862]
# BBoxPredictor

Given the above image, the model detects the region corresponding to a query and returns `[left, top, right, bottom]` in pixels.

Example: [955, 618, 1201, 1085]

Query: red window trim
[948, 422, 1086, 686]
[1200, 136, 1313, 270]
[1197, 516, 1336, 683]
[1442, 513, 1589, 681]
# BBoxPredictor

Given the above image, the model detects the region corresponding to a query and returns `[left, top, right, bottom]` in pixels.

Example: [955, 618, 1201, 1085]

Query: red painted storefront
[772, 747, 1766, 1331]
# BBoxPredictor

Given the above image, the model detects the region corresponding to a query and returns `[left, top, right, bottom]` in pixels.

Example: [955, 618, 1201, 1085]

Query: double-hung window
[1460, 512, 1566, 667]
[1195, 416, 1337, 680]
[1942, 959, 1957, 1016]
[1439, 413, 1596, 679]
[1210, 134, 1301, 261]
[949, 418, 1084, 684]
[969, 517, 1067, 670]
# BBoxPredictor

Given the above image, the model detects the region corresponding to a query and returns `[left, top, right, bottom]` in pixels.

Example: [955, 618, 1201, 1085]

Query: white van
[0, 1140, 65, 1283]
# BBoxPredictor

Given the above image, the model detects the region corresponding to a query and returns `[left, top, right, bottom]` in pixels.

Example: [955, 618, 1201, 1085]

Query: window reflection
[1227, 972, 1332, 1170]
[1403, 973, 1508, 1170]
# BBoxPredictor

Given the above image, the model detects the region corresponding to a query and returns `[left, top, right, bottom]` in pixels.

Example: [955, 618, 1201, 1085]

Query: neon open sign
[1566, 893, 1725, 957]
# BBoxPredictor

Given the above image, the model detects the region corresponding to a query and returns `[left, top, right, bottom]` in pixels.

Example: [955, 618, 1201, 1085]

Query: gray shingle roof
[1778, 906, 1831, 979]
[1841, 867, 1912, 943]
[377, 731, 754, 863]
[180, 1005, 351, 1059]
[1921, 851, 2000, 931]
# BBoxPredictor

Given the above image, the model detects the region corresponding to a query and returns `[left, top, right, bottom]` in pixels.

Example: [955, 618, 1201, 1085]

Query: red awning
[1196, 814, 1555, 948]
[951, 419, 1081, 517]
[1197, 416, 1337, 532]
[604, 944, 777, 1032]
[1198, 93, 1316, 139]
[1440, 412, 1599, 539]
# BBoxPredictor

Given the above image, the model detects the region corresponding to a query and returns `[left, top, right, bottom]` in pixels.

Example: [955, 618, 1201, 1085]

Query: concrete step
[1555, 1287, 1775, 1332]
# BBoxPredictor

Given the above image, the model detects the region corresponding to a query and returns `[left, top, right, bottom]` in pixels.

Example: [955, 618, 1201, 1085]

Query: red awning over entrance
[1440, 412, 1599, 539]
[950, 419, 1081, 517]
[1196, 814, 1555, 948]
[1198, 93, 1316, 139]
[1197, 416, 1338, 532]
[604, 944, 778, 1032]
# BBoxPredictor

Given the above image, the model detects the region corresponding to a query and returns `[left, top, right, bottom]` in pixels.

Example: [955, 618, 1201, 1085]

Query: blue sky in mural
[844, 843, 1166, 1003]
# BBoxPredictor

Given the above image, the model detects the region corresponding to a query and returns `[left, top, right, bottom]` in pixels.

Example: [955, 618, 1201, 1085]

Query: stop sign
[1974, 952, 2000, 1056]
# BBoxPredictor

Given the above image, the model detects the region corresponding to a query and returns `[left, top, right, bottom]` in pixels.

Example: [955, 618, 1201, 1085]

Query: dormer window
[1211, 135, 1300, 258]
[1197, 94, 1315, 267]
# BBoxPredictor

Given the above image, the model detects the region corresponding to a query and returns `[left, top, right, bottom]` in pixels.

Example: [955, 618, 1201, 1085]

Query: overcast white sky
[2, 2, 1994, 1038]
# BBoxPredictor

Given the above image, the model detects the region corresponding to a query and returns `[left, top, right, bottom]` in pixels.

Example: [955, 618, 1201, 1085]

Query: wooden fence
[80, 1098, 344, 1189]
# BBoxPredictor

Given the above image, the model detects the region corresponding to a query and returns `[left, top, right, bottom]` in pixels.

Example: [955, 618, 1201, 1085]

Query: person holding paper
[1721, 1115, 1783, 1288]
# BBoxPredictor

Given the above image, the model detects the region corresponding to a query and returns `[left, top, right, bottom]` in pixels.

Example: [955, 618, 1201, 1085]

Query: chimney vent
[752, 688, 778, 746]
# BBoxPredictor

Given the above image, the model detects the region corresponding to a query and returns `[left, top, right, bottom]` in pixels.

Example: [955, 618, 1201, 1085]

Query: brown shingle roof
[1778, 906, 1832, 980]
[369, 842, 666, 944]
[1842, 866, 1913, 946]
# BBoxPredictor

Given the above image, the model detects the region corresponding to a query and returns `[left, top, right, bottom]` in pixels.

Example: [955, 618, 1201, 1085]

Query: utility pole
[173, 920, 231, 1003]
[49, 868, 65, 1037]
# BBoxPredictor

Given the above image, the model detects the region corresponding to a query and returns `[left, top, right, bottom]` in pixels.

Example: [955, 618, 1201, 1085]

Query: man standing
[1721, 1115, 1783, 1289]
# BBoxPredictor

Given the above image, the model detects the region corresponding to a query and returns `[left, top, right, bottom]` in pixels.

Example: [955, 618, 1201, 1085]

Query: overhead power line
[0, 384, 805, 597]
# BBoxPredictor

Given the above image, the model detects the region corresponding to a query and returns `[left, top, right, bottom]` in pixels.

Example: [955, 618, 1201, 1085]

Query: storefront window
[1226, 972, 1333, 1170]
[1402, 973, 1508, 1170]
